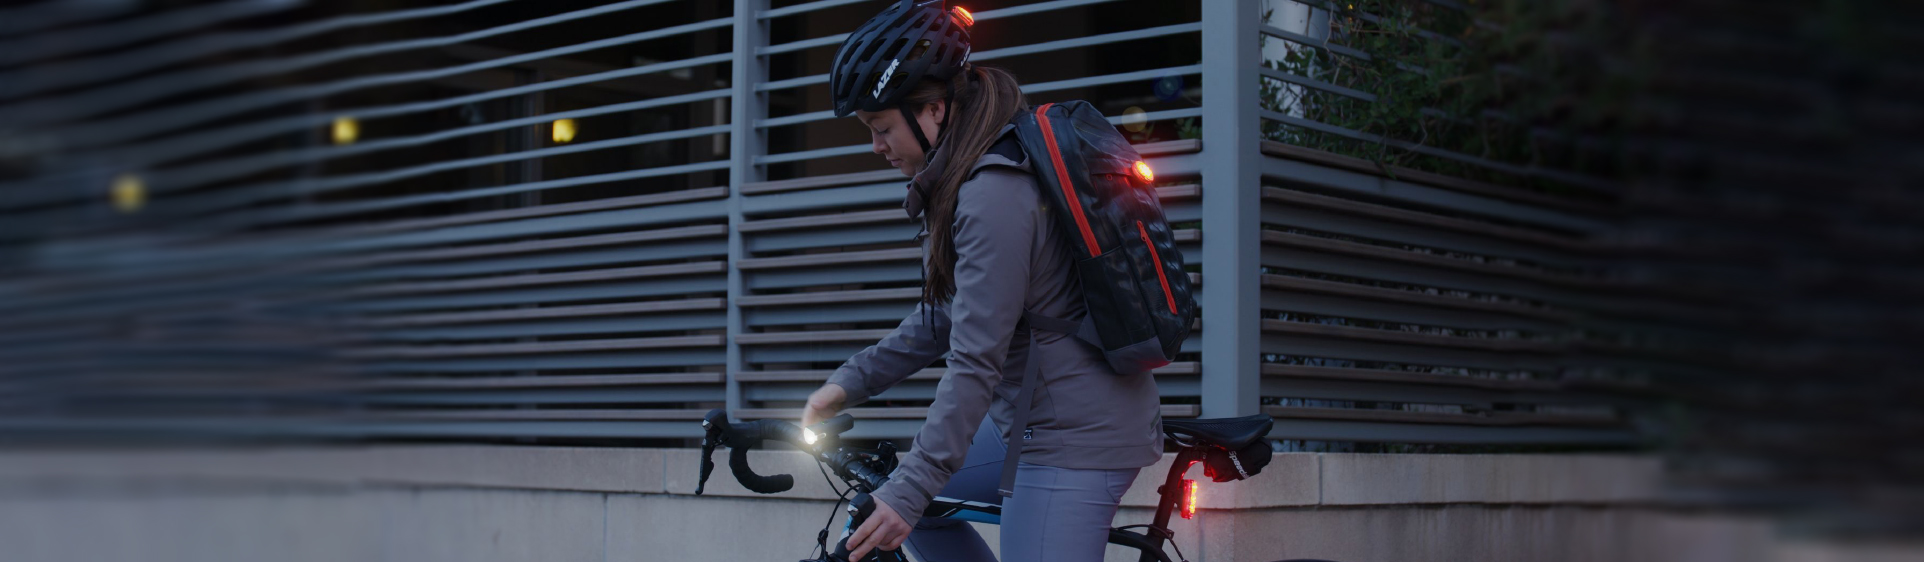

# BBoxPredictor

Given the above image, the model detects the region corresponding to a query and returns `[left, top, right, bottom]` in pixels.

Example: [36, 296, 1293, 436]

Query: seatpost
[1141, 447, 1202, 562]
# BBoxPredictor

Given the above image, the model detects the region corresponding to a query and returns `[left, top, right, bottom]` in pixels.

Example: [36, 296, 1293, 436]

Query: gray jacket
[825, 125, 1164, 527]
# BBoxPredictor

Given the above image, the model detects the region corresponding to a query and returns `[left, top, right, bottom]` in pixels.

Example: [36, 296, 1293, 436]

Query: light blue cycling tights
[900, 418, 1140, 562]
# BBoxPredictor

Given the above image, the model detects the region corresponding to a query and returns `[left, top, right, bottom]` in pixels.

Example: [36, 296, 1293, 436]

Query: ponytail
[906, 65, 1026, 305]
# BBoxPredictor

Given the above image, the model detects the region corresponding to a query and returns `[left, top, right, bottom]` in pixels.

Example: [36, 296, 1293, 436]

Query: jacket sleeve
[824, 302, 952, 406]
[870, 169, 1036, 527]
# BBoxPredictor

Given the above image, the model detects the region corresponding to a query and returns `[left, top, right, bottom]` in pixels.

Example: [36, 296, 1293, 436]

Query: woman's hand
[801, 383, 848, 428]
[846, 497, 911, 560]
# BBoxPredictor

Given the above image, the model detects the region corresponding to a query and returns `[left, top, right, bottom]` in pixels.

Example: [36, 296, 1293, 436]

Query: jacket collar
[904, 123, 1023, 220]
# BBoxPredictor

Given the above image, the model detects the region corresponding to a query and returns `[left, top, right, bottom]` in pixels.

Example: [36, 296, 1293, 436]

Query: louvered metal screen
[0, 0, 1645, 446]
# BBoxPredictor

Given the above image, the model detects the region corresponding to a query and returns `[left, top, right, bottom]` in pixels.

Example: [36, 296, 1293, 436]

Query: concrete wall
[0, 447, 1913, 562]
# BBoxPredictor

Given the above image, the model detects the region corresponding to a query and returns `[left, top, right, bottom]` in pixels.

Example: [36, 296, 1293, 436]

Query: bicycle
[695, 408, 1298, 562]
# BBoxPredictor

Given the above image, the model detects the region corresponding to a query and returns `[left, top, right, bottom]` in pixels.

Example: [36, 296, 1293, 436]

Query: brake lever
[696, 410, 728, 495]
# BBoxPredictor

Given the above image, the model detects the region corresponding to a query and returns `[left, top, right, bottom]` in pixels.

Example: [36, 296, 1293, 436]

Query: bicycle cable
[810, 453, 854, 560]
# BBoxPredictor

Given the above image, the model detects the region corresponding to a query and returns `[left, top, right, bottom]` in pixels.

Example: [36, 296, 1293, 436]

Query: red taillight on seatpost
[1180, 478, 1198, 519]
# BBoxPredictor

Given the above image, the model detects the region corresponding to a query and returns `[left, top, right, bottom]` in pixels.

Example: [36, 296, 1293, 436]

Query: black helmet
[830, 0, 974, 152]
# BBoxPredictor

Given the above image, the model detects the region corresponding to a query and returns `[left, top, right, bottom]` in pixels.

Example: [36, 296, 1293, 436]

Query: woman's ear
[922, 99, 946, 125]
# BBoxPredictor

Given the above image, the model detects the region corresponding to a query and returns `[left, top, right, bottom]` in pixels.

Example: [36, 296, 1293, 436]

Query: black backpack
[993, 100, 1199, 497]
[1013, 100, 1197, 376]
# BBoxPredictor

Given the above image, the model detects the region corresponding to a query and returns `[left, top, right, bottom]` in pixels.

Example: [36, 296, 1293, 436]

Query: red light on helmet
[951, 6, 974, 27]
[1181, 478, 1198, 519]
[1134, 160, 1154, 183]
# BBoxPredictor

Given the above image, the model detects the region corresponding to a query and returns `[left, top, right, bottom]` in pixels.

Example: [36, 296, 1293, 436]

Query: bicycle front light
[803, 428, 819, 445]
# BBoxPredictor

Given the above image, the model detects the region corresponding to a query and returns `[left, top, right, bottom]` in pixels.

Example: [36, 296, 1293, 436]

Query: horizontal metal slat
[363, 312, 727, 342]
[735, 362, 1201, 383]
[338, 225, 728, 270]
[741, 169, 903, 195]
[355, 385, 724, 405]
[343, 261, 726, 299]
[1261, 141, 1607, 216]
[737, 288, 921, 307]
[1258, 24, 1372, 60]
[1260, 109, 1617, 195]
[745, 262, 919, 291]
[1265, 406, 1617, 427]
[216, 161, 736, 234]
[347, 335, 724, 359]
[736, 330, 894, 345]
[54, 19, 737, 153]
[1263, 319, 1561, 354]
[752, 0, 1122, 57]
[1260, 230, 1602, 290]
[744, 302, 914, 327]
[343, 187, 729, 237]
[155, 125, 734, 220]
[362, 372, 725, 389]
[740, 209, 907, 233]
[369, 409, 710, 421]
[759, 0, 869, 19]
[737, 248, 920, 270]
[0, 0, 519, 100]
[757, 65, 1203, 131]
[324, 239, 728, 285]
[357, 298, 726, 327]
[737, 404, 1201, 420]
[1256, 65, 1377, 102]
[1262, 186, 1586, 253]
[158, 88, 734, 194]
[364, 350, 725, 372]
[1261, 327, 1558, 373]
[1261, 273, 1569, 325]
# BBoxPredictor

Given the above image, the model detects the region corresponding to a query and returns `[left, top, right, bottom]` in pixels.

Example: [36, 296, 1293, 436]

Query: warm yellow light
[111, 173, 145, 213]
[951, 6, 973, 27]
[331, 116, 358, 145]
[552, 118, 578, 143]
[1134, 160, 1155, 183]
[1120, 106, 1148, 133]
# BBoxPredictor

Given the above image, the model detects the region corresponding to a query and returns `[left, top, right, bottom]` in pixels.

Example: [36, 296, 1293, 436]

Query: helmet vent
[906, 39, 931, 62]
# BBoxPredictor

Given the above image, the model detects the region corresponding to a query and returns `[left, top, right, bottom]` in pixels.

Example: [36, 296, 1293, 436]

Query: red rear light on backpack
[1181, 478, 1198, 519]
[951, 6, 973, 27]
[1134, 160, 1154, 183]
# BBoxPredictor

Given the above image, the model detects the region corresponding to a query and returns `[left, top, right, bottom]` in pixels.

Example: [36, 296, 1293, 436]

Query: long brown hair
[907, 65, 1025, 305]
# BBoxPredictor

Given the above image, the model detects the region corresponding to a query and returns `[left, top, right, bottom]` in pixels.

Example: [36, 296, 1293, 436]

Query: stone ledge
[0, 448, 1663, 507]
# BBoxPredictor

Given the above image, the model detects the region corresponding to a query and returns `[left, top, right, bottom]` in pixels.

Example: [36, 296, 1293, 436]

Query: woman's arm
[818, 302, 953, 416]
[868, 169, 1037, 528]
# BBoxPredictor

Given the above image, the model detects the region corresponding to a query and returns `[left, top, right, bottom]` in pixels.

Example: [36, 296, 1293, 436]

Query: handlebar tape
[727, 419, 797, 494]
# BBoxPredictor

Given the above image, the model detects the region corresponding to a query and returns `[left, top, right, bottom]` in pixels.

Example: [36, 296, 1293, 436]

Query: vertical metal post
[1198, 0, 1263, 418]
[725, 0, 768, 419]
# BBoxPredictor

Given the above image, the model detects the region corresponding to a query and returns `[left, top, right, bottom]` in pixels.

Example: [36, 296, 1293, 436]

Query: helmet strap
[901, 104, 934, 156]
[902, 68, 968, 160]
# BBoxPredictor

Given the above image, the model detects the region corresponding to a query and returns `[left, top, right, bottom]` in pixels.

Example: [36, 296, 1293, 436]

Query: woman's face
[855, 101, 945, 176]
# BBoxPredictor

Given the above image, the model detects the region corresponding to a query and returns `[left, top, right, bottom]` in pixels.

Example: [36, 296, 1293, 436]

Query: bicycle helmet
[830, 0, 974, 154]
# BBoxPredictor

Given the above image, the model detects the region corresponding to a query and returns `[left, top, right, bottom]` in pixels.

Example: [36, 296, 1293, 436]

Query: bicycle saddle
[1161, 415, 1273, 450]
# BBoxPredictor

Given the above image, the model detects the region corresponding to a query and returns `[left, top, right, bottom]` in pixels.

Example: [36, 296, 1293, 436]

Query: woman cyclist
[798, 1, 1164, 561]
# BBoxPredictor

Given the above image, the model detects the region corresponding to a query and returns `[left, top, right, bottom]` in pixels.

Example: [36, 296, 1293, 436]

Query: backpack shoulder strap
[995, 310, 1097, 497]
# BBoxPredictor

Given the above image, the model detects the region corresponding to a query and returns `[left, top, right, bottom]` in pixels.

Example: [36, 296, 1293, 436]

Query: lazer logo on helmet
[873, 58, 901, 99]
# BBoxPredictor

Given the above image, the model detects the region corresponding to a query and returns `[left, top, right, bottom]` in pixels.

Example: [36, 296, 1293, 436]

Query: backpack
[993, 100, 1199, 497]
[1013, 100, 1197, 376]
